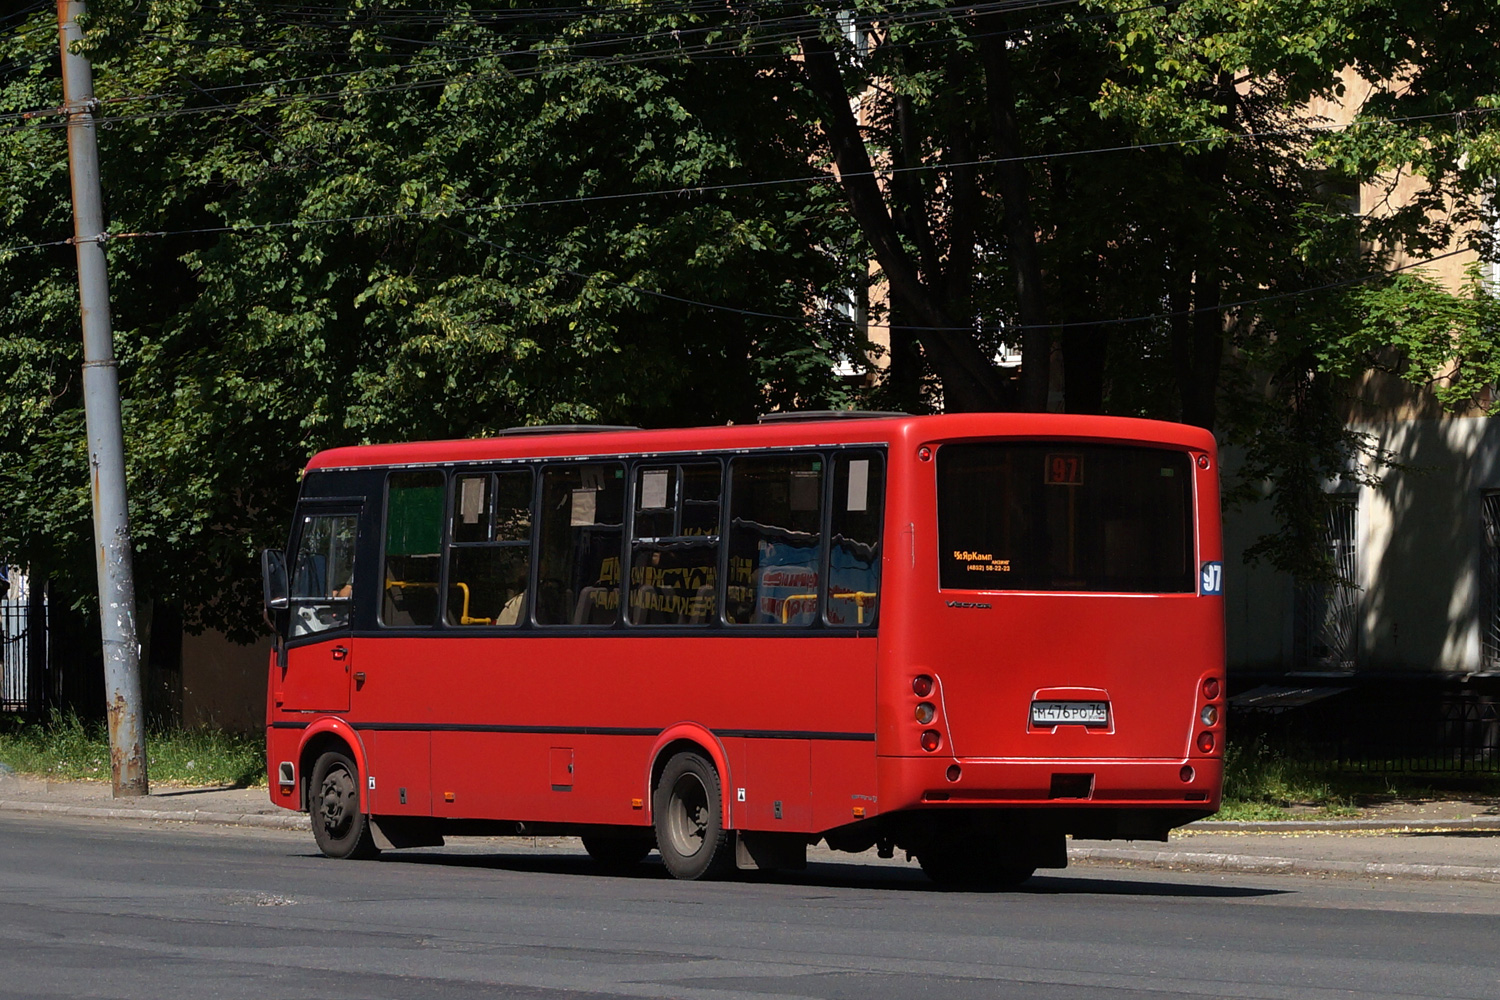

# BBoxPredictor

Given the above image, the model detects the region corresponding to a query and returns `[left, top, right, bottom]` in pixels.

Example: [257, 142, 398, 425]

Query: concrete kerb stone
[1188, 816, 1500, 834]
[0, 798, 310, 831]
[2, 776, 1496, 882]
[1069, 845, 1500, 883]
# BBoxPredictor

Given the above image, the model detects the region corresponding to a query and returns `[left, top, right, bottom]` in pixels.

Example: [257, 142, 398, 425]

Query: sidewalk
[2, 766, 1496, 882]
[0, 768, 307, 831]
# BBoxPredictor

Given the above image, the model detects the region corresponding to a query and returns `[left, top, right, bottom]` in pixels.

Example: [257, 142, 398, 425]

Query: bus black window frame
[536, 461, 627, 627]
[626, 459, 723, 627]
[445, 465, 535, 627]
[380, 469, 448, 628]
[723, 450, 826, 627]
[286, 507, 360, 640]
[825, 450, 885, 628]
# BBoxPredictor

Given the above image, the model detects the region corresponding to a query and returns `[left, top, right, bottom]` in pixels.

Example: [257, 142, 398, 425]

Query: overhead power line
[1, 104, 1488, 261]
[0, 0, 1098, 128]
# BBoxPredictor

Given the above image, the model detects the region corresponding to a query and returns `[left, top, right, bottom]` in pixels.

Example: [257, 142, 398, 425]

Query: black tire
[652, 751, 733, 880]
[580, 831, 655, 870]
[917, 841, 1034, 890]
[309, 750, 380, 860]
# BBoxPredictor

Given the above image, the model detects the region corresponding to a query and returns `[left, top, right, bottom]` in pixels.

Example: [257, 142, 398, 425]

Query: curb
[1188, 817, 1500, 834]
[0, 798, 310, 831]
[1071, 845, 1500, 883]
[4, 794, 1497, 883]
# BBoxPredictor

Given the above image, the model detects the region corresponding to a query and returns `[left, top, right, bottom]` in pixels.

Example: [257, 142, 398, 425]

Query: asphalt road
[1, 813, 1497, 1000]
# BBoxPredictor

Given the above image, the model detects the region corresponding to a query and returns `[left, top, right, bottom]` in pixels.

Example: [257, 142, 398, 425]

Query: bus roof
[303, 412, 1215, 472]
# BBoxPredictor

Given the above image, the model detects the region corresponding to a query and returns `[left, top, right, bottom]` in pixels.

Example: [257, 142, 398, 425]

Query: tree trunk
[797, 33, 1008, 412]
[977, 26, 1050, 412]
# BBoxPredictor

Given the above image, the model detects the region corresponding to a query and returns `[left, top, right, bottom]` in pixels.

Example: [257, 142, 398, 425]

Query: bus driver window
[288, 513, 357, 637]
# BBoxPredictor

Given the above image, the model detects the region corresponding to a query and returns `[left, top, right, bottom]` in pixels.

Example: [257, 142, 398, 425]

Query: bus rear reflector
[1180, 765, 1195, 783]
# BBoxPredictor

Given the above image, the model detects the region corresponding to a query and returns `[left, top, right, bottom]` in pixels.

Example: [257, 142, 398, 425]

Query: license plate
[1031, 700, 1109, 726]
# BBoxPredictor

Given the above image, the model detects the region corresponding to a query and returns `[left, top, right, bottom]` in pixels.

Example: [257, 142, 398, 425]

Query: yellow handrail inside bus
[779, 591, 879, 624]
[386, 578, 493, 625]
[450, 581, 493, 625]
[779, 594, 817, 623]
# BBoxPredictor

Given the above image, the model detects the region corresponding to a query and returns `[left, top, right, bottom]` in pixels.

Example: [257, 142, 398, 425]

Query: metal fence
[1, 593, 41, 714]
[1231, 683, 1500, 774]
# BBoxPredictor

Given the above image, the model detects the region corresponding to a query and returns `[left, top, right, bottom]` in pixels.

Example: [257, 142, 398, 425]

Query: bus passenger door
[278, 508, 359, 714]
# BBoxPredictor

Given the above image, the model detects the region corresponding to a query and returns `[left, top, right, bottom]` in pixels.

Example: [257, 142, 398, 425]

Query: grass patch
[0, 712, 265, 787]
[1217, 736, 1500, 821]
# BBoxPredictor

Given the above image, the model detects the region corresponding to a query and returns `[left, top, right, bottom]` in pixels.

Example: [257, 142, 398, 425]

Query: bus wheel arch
[646, 727, 732, 825]
[296, 722, 368, 813]
[652, 747, 734, 880]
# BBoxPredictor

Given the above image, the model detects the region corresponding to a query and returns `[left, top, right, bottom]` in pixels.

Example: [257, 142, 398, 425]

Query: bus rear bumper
[877, 755, 1223, 814]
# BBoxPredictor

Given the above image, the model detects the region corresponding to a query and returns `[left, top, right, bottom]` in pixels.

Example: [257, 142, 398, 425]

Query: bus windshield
[937, 442, 1195, 593]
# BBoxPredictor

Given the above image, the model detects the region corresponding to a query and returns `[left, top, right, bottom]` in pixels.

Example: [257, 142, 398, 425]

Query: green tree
[0, 0, 859, 639]
[779, 0, 1499, 579]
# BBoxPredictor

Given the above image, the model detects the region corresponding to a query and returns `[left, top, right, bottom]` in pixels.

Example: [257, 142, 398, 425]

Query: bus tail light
[915, 702, 936, 724]
[920, 730, 942, 752]
[912, 675, 933, 697]
[1200, 704, 1218, 726]
[1196, 731, 1215, 754]
[1202, 677, 1221, 700]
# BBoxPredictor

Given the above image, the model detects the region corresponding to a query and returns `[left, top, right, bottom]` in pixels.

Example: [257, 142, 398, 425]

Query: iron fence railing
[1, 598, 35, 713]
[1231, 684, 1500, 773]
[1483, 492, 1500, 672]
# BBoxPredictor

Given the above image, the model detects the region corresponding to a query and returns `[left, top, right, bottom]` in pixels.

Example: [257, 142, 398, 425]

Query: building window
[1293, 496, 1358, 672]
[1482, 491, 1500, 672]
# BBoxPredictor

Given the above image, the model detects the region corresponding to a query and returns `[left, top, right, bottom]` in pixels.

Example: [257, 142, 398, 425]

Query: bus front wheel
[309, 750, 380, 860]
[653, 752, 733, 880]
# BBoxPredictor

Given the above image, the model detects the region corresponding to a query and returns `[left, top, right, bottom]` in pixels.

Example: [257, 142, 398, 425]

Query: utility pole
[58, 0, 148, 797]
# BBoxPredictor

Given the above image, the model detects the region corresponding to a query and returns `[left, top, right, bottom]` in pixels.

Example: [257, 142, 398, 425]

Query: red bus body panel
[268, 413, 1224, 838]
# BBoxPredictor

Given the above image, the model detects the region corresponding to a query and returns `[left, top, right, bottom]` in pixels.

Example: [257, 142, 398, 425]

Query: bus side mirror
[262, 548, 290, 611]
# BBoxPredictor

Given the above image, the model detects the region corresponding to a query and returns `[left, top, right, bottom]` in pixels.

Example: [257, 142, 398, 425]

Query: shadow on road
[356, 849, 1287, 899]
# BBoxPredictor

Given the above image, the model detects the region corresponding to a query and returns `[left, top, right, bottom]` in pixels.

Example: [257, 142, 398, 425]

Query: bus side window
[537, 463, 624, 625]
[726, 455, 823, 626]
[628, 462, 721, 625]
[289, 512, 358, 637]
[827, 453, 883, 627]
[447, 469, 533, 626]
[382, 470, 445, 627]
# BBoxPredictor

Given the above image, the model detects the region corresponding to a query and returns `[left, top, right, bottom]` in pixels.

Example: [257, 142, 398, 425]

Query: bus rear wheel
[653, 751, 733, 880]
[309, 750, 380, 860]
[581, 831, 655, 871]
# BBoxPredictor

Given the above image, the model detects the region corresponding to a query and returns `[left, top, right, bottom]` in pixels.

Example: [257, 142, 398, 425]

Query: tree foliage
[1, 0, 1497, 636]
[0, 0, 859, 637]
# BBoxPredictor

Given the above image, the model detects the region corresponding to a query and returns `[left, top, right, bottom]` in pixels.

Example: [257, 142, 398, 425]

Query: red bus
[261, 411, 1224, 887]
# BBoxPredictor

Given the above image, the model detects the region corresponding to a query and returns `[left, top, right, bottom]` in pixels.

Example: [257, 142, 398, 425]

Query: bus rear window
[937, 443, 1194, 593]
